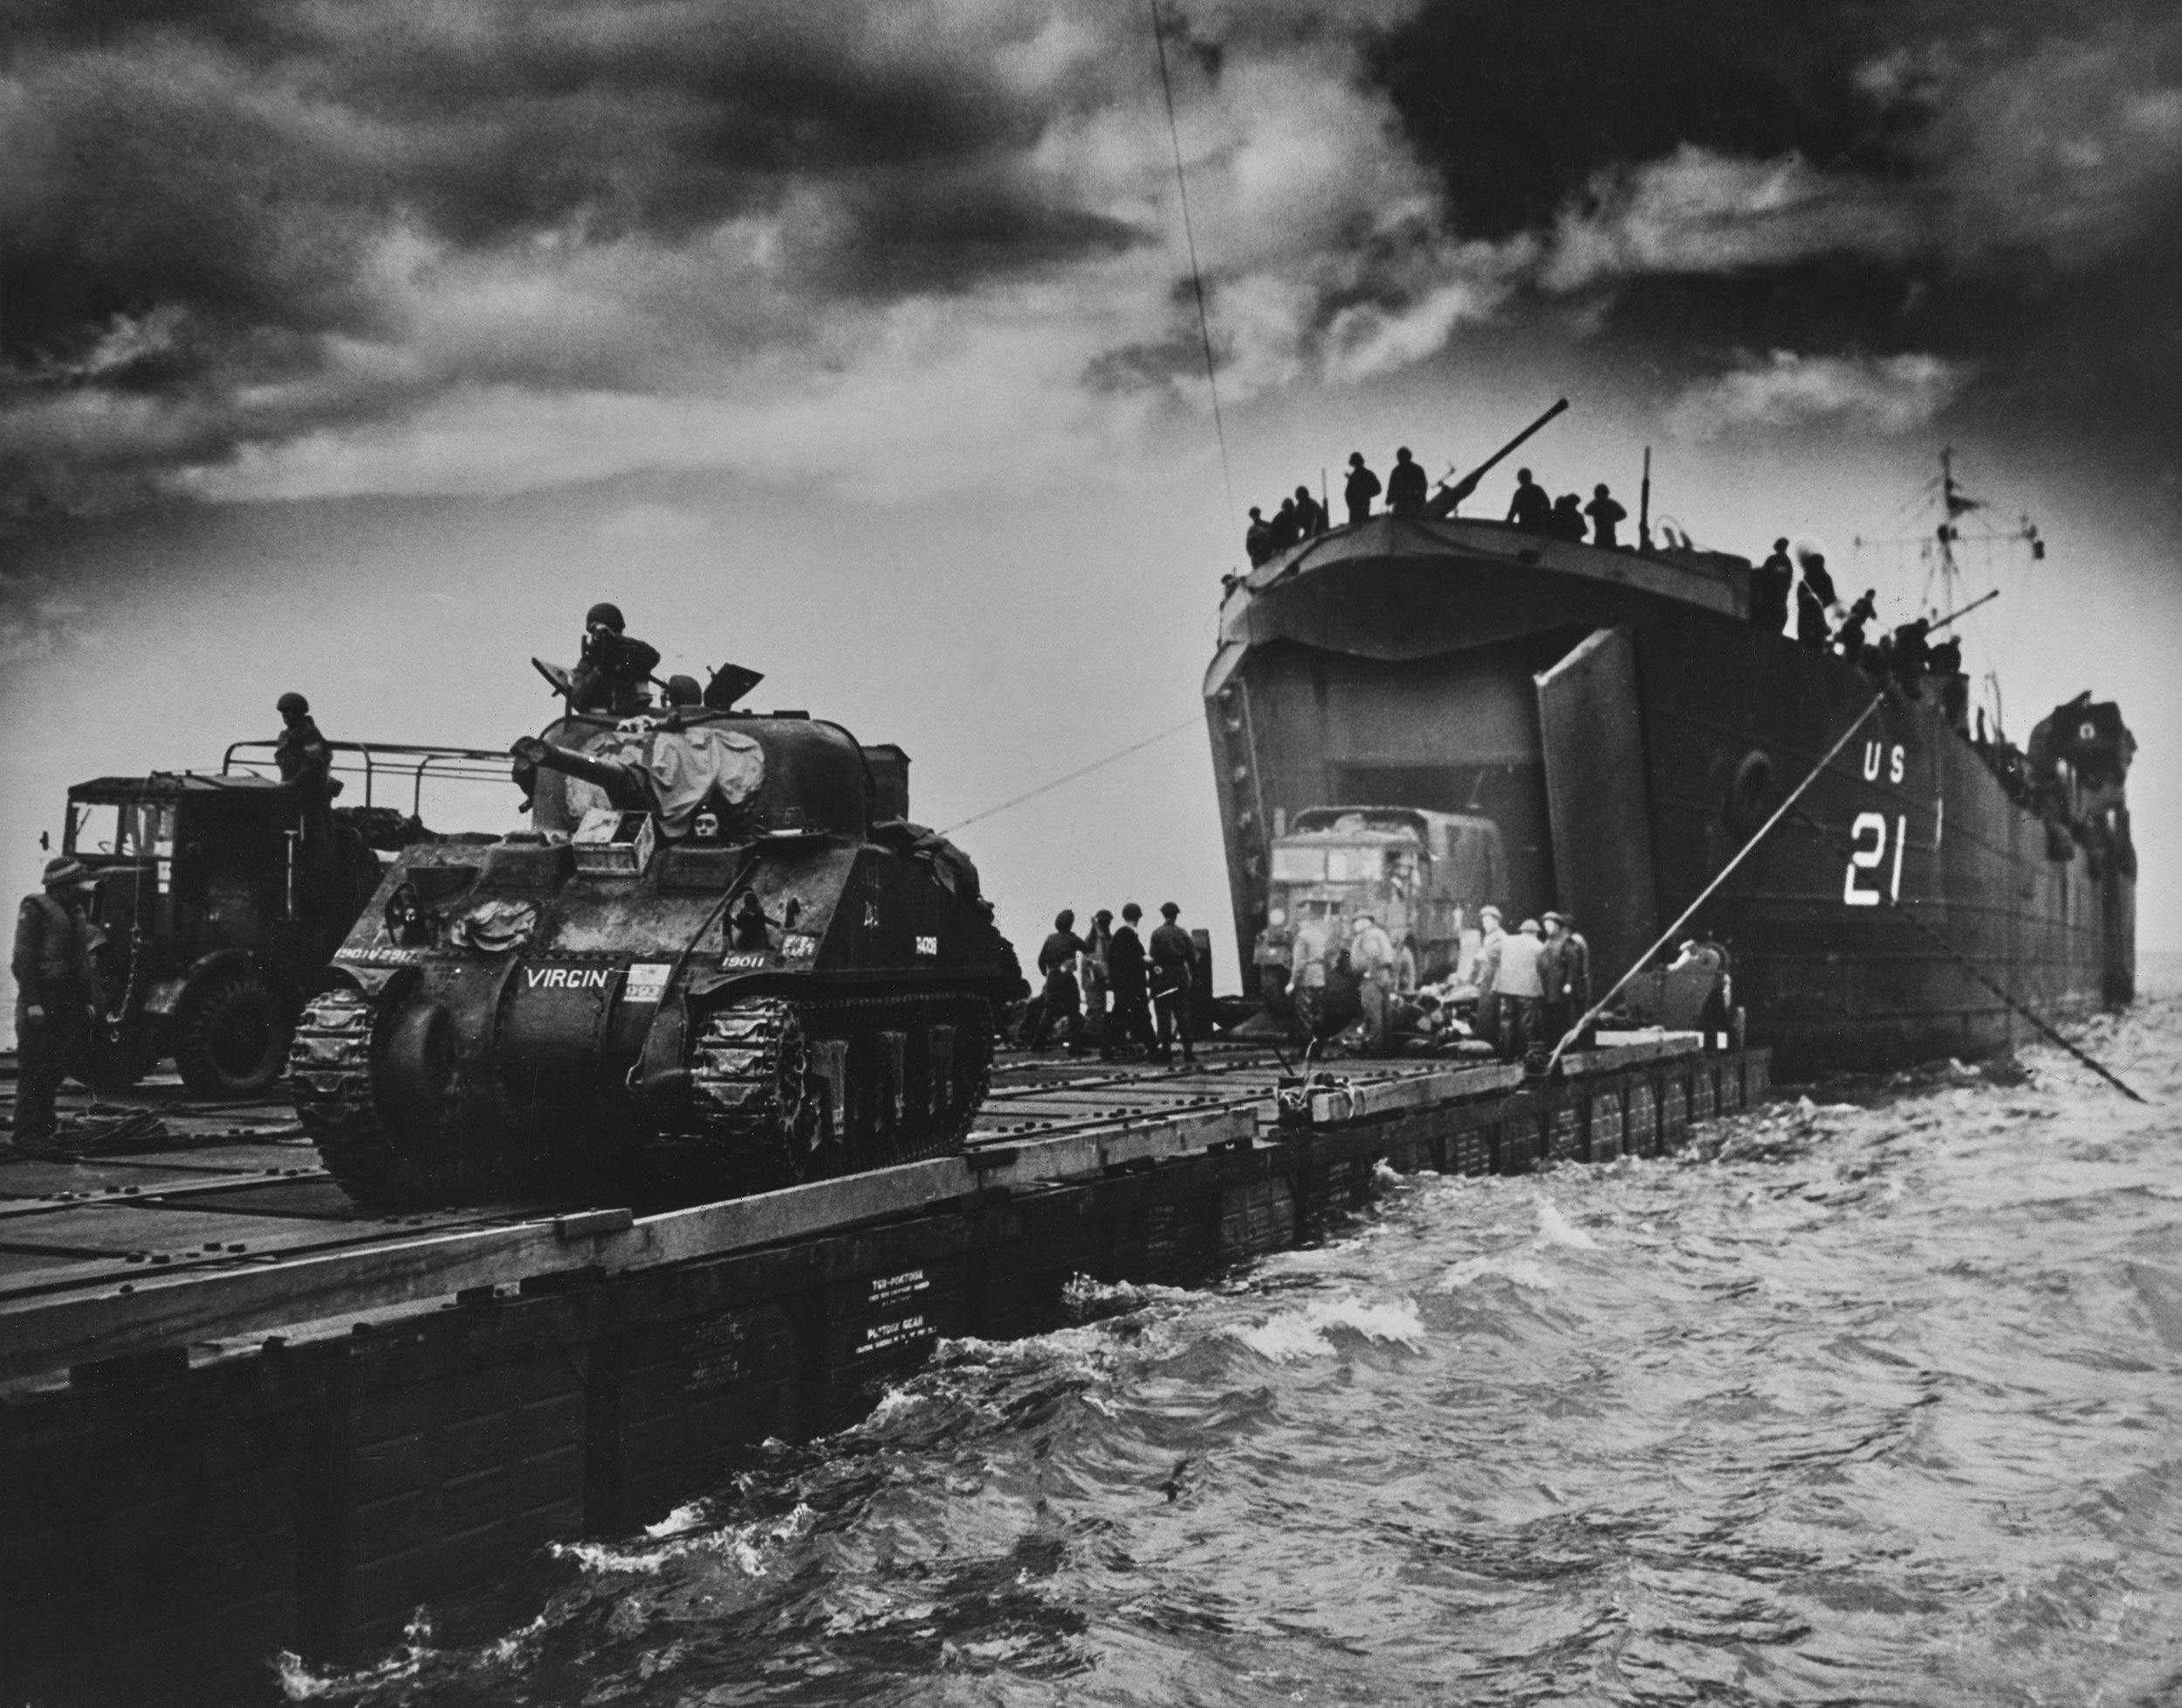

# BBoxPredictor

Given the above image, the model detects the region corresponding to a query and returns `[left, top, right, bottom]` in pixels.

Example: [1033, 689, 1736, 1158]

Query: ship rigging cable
[1788, 807, 2146, 1103]
[1148, 0, 1236, 520]
[1547, 696, 1885, 1074]
[938, 715, 1200, 837]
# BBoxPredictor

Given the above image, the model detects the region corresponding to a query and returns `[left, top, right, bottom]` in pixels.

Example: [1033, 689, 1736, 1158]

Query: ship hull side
[1210, 553, 2130, 1073]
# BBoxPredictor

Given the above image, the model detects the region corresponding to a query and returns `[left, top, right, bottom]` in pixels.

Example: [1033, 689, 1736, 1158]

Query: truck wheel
[175, 969, 294, 1096]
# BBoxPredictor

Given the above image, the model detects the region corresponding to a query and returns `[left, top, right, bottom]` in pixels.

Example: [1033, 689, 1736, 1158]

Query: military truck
[1252, 807, 1506, 1018]
[58, 740, 507, 1095]
[291, 669, 1020, 1206]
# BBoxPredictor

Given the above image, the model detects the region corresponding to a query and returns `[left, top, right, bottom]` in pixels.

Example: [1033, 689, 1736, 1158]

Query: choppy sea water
[287, 969, 2182, 1707]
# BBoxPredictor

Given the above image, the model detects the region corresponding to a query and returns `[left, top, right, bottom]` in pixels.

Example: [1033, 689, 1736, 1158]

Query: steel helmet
[585, 601, 626, 632]
[276, 691, 309, 715]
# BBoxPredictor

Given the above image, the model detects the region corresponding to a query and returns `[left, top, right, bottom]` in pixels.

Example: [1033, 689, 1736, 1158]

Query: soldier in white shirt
[1491, 917, 1547, 1064]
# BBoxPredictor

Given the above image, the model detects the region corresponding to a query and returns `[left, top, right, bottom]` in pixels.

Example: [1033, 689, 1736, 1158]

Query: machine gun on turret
[1425, 397, 1570, 519]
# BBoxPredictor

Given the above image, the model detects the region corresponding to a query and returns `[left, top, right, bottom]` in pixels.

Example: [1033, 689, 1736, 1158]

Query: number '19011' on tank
[290, 683, 1020, 1206]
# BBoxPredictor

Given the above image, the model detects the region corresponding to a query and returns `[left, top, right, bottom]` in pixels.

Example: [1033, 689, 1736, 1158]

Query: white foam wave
[1225, 1293, 1426, 1362]
[644, 1500, 707, 1540]
[1438, 1254, 1557, 1293]
[552, 1502, 813, 1578]
[1533, 1197, 1599, 1251]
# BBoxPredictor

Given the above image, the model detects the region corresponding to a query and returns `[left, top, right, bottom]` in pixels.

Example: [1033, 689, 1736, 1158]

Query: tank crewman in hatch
[1149, 902, 1197, 1066]
[11, 857, 107, 1157]
[568, 602, 662, 714]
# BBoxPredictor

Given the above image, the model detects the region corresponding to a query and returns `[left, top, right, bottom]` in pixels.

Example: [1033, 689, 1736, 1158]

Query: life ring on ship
[1726, 750, 1776, 838]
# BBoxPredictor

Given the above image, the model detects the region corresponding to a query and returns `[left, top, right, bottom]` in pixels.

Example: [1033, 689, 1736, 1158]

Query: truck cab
[58, 738, 507, 1095]
[1252, 806, 1506, 1006]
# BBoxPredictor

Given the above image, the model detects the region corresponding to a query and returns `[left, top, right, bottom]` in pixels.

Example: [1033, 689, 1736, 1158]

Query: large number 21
[1842, 812, 1907, 906]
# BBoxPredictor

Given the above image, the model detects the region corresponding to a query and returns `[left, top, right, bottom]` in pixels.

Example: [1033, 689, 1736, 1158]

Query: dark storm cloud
[0, 0, 1156, 509]
[1369, 0, 2182, 451]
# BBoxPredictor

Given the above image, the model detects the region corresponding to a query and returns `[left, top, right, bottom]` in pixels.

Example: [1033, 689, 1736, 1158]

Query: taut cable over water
[1788, 806, 2147, 1103]
[1545, 696, 1885, 1074]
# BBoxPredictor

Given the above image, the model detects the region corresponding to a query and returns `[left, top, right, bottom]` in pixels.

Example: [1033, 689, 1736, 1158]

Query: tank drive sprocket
[292, 984, 494, 1205]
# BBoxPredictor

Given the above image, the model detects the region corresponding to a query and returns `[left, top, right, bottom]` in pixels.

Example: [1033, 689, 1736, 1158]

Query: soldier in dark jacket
[1244, 507, 1273, 566]
[1343, 453, 1382, 525]
[1506, 469, 1552, 531]
[1019, 910, 1088, 1051]
[11, 858, 106, 1156]
[1293, 485, 1327, 537]
[1106, 902, 1158, 1060]
[1583, 484, 1627, 547]
[275, 690, 339, 868]
[1538, 910, 1592, 1054]
[1750, 539, 1794, 634]
[569, 602, 662, 714]
[1148, 902, 1197, 1066]
[1386, 448, 1428, 518]
[1266, 498, 1301, 553]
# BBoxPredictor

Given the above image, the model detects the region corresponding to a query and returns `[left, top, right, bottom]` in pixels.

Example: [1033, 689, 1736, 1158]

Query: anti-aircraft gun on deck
[289, 663, 1019, 1206]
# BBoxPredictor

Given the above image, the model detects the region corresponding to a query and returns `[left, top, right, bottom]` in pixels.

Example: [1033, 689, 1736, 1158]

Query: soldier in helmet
[1148, 902, 1197, 1066]
[11, 857, 107, 1156]
[568, 603, 662, 714]
[275, 690, 339, 869]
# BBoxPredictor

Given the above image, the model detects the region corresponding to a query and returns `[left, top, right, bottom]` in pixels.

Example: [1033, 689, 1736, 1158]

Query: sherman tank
[289, 675, 1019, 1205]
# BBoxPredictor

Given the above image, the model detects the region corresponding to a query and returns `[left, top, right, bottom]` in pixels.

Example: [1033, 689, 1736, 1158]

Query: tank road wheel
[681, 992, 998, 1194]
[175, 966, 294, 1095]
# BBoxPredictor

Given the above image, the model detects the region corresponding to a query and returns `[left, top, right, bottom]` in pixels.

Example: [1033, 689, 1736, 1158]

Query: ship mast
[1858, 447, 2043, 737]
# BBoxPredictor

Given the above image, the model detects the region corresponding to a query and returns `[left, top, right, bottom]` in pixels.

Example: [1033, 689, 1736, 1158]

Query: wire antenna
[1148, 0, 1236, 521]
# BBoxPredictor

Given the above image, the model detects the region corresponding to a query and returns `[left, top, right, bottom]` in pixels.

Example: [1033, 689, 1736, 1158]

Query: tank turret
[290, 696, 1019, 1207]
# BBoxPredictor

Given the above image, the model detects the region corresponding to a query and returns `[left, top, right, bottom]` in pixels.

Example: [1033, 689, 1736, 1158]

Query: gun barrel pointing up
[1442, 397, 1572, 503]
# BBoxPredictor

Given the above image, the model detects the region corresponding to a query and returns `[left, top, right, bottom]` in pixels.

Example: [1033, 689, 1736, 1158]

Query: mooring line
[1789, 806, 2145, 1103]
[1546, 696, 1885, 1074]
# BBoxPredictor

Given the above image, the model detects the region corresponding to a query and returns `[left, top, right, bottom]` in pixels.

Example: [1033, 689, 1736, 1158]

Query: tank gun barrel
[510, 736, 651, 812]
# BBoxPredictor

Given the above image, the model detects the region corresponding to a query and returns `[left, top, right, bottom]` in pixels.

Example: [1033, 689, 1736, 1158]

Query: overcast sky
[5, 0, 2179, 984]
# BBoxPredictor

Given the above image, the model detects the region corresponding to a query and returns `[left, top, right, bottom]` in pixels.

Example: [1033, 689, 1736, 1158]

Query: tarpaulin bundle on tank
[872, 820, 984, 905]
[566, 724, 767, 837]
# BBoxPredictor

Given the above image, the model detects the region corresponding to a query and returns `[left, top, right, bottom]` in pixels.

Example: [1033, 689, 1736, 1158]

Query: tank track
[289, 986, 408, 1203]
[684, 990, 996, 1191]
[295, 982, 999, 1205]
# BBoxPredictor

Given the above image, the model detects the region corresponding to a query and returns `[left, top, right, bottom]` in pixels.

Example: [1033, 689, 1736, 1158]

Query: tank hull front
[1206, 522, 2131, 1074]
